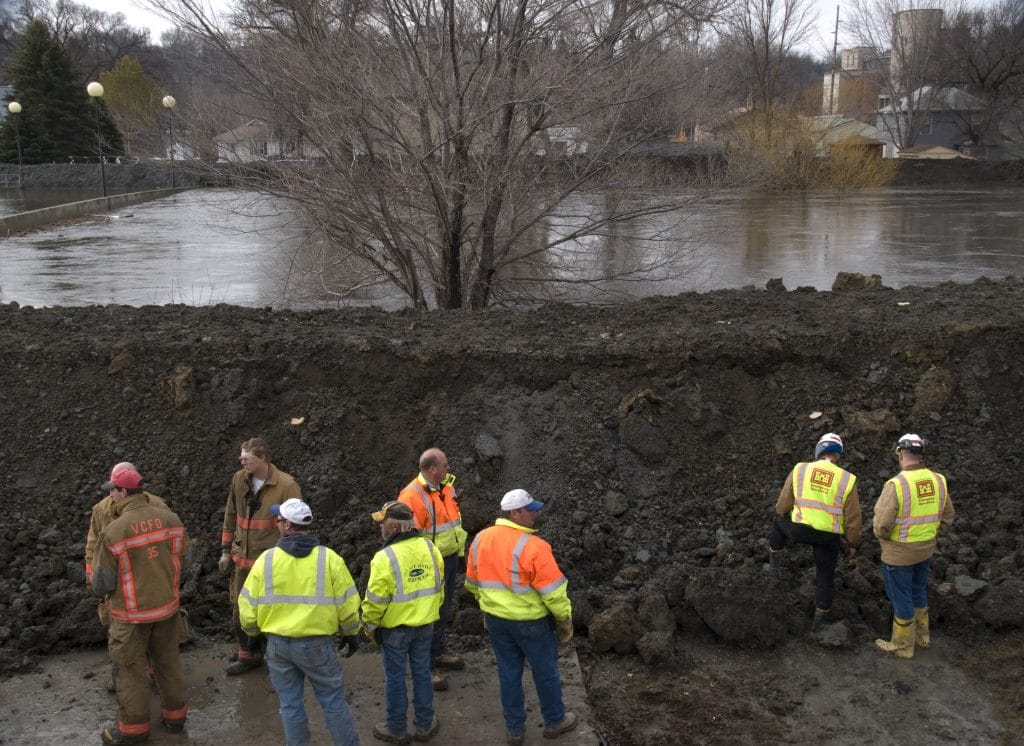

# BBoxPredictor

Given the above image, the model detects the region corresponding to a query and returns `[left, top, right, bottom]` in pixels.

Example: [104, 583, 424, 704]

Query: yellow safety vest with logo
[887, 468, 948, 543]
[238, 545, 361, 637]
[361, 536, 445, 633]
[790, 459, 856, 534]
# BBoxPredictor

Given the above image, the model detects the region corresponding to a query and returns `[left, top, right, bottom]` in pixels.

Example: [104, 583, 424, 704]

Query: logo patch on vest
[915, 479, 936, 505]
[810, 468, 834, 489]
[409, 568, 425, 578]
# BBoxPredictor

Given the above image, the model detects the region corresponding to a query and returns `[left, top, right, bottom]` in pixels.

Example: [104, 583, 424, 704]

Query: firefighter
[238, 498, 362, 746]
[91, 466, 190, 744]
[396, 447, 467, 691]
[765, 432, 862, 630]
[362, 500, 445, 744]
[874, 433, 955, 659]
[86, 462, 172, 692]
[466, 489, 577, 745]
[219, 437, 301, 675]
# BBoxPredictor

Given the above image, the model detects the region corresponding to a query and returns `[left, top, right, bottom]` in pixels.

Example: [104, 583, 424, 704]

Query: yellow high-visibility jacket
[887, 468, 949, 543]
[239, 542, 360, 638]
[790, 459, 857, 535]
[361, 533, 445, 633]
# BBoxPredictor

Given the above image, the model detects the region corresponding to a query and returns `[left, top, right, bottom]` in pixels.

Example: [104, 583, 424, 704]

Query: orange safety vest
[398, 476, 464, 557]
[465, 519, 571, 622]
[790, 459, 856, 535]
[887, 468, 948, 543]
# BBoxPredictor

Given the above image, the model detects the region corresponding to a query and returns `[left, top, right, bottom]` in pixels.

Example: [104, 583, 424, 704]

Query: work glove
[338, 635, 360, 658]
[218, 551, 233, 575]
[363, 627, 379, 646]
[556, 618, 574, 644]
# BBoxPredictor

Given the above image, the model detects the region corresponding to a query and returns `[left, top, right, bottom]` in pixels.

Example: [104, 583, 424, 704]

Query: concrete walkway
[0, 640, 599, 745]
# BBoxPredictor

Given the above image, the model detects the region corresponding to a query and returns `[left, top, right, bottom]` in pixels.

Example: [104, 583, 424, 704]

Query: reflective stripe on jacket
[220, 464, 301, 567]
[887, 468, 948, 543]
[85, 491, 168, 579]
[790, 460, 856, 535]
[91, 494, 189, 624]
[361, 535, 445, 632]
[398, 476, 466, 557]
[465, 518, 571, 622]
[238, 544, 361, 637]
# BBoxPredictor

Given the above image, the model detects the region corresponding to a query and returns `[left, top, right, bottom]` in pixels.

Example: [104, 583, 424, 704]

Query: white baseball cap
[271, 498, 313, 525]
[500, 489, 544, 512]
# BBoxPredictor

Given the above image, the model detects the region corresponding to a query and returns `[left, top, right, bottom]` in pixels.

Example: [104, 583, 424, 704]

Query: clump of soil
[1, 276, 1023, 743]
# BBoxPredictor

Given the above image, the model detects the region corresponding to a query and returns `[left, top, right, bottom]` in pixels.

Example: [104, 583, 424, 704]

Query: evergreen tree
[0, 20, 123, 164]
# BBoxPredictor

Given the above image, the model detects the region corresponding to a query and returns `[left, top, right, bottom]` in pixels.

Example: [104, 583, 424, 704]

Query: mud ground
[0, 638, 595, 745]
[1, 276, 1024, 744]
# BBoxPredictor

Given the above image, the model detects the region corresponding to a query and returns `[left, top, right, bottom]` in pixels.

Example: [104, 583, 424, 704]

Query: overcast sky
[72, 0, 997, 57]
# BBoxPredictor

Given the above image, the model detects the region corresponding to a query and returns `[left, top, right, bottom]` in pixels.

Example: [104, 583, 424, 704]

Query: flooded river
[1, 186, 1022, 308]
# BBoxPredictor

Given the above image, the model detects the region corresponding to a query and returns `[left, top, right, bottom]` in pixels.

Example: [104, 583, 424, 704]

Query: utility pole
[828, 6, 840, 115]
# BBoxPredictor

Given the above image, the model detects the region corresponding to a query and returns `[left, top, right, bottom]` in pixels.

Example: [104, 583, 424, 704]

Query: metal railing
[0, 173, 22, 189]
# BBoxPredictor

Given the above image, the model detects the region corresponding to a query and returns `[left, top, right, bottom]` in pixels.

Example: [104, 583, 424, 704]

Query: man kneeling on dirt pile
[765, 433, 862, 631]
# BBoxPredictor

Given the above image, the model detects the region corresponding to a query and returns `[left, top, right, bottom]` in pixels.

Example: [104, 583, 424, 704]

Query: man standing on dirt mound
[219, 437, 302, 675]
[86, 462, 172, 692]
[873, 433, 954, 659]
[91, 465, 190, 745]
[466, 489, 577, 745]
[396, 447, 467, 691]
[765, 432, 862, 631]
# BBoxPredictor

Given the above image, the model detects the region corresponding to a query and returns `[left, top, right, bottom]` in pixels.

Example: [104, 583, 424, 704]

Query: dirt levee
[1, 277, 1023, 743]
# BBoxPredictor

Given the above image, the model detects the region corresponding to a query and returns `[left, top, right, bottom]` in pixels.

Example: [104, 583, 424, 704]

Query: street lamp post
[162, 95, 177, 188]
[7, 101, 23, 187]
[86, 81, 107, 198]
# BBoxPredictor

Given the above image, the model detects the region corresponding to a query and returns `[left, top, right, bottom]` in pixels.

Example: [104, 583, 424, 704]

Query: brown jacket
[774, 462, 863, 547]
[85, 491, 169, 579]
[92, 493, 190, 623]
[220, 464, 301, 568]
[873, 469, 955, 565]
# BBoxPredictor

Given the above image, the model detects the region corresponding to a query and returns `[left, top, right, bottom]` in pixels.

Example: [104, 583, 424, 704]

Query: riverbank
[2, 157, 1021, 194]
[1, 277, 1023, 742]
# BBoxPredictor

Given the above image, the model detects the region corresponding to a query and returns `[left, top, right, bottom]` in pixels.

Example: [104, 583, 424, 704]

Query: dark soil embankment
[1, 278, 1023, 742]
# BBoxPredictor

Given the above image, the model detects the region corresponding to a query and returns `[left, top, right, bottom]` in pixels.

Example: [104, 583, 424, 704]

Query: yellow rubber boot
[914, 607, 930, 648]
[875, 616, 915, 659]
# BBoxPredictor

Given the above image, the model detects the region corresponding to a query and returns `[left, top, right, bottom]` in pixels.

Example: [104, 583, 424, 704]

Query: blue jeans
[264, 634, 360, 746]
[430, 553, 460, 666]
[486, 613, 565, 736]
[882, 559, 931, 620]
[381, 625, 434, 736]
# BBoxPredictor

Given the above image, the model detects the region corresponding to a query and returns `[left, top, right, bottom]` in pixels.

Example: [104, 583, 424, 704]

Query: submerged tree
[0, 18, 121, 163]
[147, 0, 729, 309]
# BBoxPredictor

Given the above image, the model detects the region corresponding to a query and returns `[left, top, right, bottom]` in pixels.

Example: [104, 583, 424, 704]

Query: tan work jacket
[92, 493, 190, 623]
[221, 464, 301, 568]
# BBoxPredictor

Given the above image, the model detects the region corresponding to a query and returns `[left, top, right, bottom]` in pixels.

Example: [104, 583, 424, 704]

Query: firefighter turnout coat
[465, 518, 571, 623]
[86, 491, 169, 581]
[91, 493, 189, 624]
[221, 464, 301, 569]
